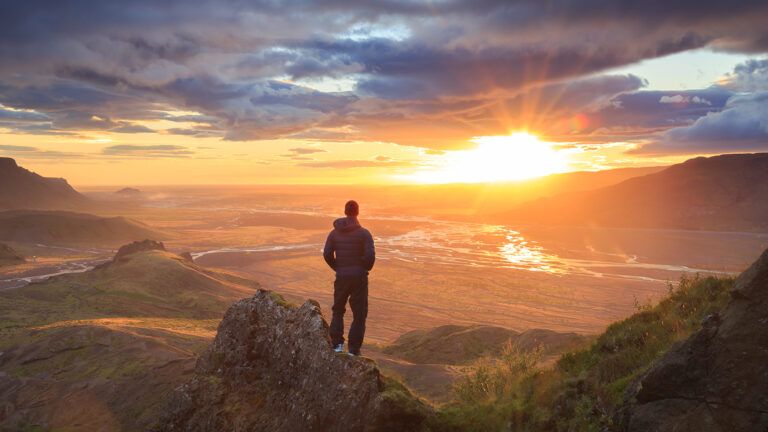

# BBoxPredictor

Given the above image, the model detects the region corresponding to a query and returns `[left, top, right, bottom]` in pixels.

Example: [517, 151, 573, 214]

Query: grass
[432, 274, 734, 432]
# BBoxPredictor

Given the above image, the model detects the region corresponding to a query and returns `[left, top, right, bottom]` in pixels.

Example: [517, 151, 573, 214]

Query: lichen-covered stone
[156, 290, 431, 432]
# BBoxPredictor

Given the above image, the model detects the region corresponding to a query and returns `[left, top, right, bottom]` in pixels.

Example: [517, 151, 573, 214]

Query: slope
[0, 157, 89, 210]
[505, 153, 768, 232]
[0, 241, 259, 431]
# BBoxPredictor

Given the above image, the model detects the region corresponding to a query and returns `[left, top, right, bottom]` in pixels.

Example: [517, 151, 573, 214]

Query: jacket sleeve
[323, 231, 337, 270]
[362, 230, 375, 271]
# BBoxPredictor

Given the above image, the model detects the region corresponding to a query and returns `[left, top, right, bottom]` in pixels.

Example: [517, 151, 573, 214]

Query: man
[323, 200, 375, 356]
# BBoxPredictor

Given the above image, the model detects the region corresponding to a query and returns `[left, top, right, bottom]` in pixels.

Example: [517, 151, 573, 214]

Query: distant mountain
[0, 210, 166, 246]
[0, 242, 24, 266]
[0, 157, 89, 210]
[504, 153, 768, 232]
[373, 165, 665, 219]
[0, 242, 259, 431]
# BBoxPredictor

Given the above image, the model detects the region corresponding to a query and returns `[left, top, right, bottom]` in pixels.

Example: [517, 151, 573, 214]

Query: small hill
[0, 242, 24, 266]
[158, 290, 432, 432]
[618, 248, 768, 430]
[0, 210, 165, 246]
[0, 157, 89, 210]
[505, 153, 768, 232]
[115, 187, 142, 196]
[0, 243, 260, 431]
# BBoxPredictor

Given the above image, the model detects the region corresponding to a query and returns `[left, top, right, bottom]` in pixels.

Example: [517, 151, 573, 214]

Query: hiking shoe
[333, 343, 344, 353]
[348, 350, 361, 357]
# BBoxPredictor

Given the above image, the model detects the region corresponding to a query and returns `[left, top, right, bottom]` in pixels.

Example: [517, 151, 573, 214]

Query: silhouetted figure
[323, 200, 375, 356]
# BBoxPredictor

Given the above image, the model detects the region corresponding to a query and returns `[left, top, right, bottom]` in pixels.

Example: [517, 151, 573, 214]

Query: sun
[406, 132, 572, 183]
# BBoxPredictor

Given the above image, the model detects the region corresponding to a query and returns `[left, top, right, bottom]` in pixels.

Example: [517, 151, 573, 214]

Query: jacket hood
[333, 216, 361, 233]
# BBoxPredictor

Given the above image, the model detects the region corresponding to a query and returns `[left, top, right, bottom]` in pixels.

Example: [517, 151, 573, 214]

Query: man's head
[344, 200, 359, 217]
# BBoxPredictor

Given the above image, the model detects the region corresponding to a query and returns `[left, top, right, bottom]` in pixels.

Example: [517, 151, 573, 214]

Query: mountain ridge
[0, 157, 89, 210]
[502, 153, 768, 232]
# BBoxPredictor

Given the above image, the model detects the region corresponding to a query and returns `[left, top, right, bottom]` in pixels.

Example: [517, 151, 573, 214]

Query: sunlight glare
[407, 132, 571, 183]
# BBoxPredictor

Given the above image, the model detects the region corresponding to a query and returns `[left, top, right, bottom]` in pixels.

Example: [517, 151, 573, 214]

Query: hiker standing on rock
[323, 200, 375, 356]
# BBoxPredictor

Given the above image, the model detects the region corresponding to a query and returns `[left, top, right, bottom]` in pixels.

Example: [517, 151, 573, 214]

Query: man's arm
[362, 230, 375, 271]
[323, 231, 337, 270]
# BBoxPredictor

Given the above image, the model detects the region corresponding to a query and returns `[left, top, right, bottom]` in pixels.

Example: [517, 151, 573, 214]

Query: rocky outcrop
[157, 290, 431, 432]
[618, 248, 768, 431]
[114, 239, 167, 261]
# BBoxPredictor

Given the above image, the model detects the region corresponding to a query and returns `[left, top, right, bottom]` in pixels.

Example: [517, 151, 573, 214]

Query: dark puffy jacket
[323, 217, 375, 275]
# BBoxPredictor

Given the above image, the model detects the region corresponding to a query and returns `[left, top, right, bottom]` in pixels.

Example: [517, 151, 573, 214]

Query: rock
[618, 248, 768, 431]
[156, 290, 431, 432]
[114, 239, 166, 261]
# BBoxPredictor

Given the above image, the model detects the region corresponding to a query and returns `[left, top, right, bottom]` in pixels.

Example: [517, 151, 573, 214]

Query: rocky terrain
[0, 242, 24, 266]
[158, 290, 431, 432]
[505, 153, 768, 232]
[0, 157, 89, 210]
[618, 248, 768, 431]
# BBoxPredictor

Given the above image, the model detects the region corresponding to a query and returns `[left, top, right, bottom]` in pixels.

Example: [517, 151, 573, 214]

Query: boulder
[156, 290, 431, 432]
[618, 248, 768, 431]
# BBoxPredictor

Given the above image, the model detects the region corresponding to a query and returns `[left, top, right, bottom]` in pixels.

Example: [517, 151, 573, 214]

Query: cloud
[572, 86, 733, 142]
[0, 145, 37, 152]
[288, 147, 326, 155]
[0, 1, 766, 150]
[102, 144, 195, 158]
[659, 95, 712, 105]
[297, 158, 415, 168]
[721, 58, 768, 92]
[0, 144, 86, 159]
[633, 92, 768, 154]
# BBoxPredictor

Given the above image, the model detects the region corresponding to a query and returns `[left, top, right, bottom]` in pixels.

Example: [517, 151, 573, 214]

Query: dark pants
[329, 274, 368, 354]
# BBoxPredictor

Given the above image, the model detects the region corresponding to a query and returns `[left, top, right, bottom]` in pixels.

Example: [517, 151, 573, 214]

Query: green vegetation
[432, 275, 734, 432]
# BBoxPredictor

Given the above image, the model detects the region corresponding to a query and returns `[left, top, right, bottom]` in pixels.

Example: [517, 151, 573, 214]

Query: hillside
[0, 157, 89, 210]
[618, 248, 768, 430]
[0, 210, 166, 246]
[0, 242, 24, 266]
[430, 258, 768, 431]
[504, 153, 768, 232]
[0, 241, 260, 431]
[371, 325, 584, 404]
[382, 325, 583, 366]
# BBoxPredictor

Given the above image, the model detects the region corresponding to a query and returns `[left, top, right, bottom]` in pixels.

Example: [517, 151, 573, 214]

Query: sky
[0, 0, 767, 185]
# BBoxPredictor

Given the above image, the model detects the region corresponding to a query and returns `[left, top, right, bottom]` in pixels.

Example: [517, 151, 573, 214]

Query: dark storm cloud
[0, 0, 767, 150]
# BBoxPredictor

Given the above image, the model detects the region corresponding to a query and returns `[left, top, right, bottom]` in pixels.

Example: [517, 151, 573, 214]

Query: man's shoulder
[359, 226, 373, 238]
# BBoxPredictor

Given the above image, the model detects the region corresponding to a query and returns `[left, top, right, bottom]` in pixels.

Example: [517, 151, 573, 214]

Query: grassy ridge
[433, 275, 734, 431]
